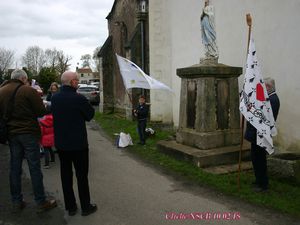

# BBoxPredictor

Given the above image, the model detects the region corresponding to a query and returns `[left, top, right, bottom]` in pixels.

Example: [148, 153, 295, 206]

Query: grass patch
[94, 112, 300, 217]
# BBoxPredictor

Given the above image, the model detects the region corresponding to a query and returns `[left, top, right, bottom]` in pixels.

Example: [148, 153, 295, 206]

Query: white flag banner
[116, 54, 173, 92]
[239, 37, 277, 155]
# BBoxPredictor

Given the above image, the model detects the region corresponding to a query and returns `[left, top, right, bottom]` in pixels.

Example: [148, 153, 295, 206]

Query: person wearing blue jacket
[133, 95, 149, 145]
[51, 71, 97, 216]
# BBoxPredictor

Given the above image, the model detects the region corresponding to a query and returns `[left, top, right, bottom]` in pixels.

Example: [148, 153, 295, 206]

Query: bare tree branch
[22, 46, 45, 76]
[56, 51, 72, 76]
[93, 46, 102, 72]
[0, 47, 15, 74]
[45, 48, 59, 69]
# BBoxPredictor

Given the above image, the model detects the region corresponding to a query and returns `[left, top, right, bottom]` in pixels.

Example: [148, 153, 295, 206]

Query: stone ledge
[177, 63, 243, 78]
[157, 140, 251, 169]
[268, 153, 300, 184]
[203, 161, 253, 175]
[176, 129, 241, 150]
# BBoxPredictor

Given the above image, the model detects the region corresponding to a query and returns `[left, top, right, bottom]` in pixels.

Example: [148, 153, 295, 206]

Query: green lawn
[94, 112, 300, 217]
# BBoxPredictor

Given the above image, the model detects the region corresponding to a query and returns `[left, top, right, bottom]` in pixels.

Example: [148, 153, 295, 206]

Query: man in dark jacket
[245, 78, 280, 192]
[0, 69, 57, 212]
[51, 71, 97, 216]
[133, 95, 149, 145]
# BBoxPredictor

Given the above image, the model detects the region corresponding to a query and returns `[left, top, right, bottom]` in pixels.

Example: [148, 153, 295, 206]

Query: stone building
[98, 0, 149, 114]
[149, 0, 300, 153]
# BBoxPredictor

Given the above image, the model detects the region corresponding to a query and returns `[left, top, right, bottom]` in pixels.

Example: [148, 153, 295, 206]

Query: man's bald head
[61, 71, 79, 87]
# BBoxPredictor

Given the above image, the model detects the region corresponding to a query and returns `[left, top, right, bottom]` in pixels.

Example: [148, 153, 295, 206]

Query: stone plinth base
[157, 140, 250, 169]
[199, 57, 218, 65]
[176, 128, 241, 150]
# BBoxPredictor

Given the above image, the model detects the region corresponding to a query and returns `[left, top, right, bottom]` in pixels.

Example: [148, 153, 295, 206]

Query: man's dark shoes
[68, 206, 78, 216]
[37, 199, 57, 213]
[253, 186, 268, 193]
[81, 204, 97, 216]
[12, 200, 26, 213]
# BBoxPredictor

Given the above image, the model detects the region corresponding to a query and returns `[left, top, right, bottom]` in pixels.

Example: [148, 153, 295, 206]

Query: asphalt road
[0, 145, 65, 225]
[1, 121, 299, 225]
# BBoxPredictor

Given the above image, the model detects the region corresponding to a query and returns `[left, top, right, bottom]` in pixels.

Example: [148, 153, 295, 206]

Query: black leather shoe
[81, 204, 97, 216]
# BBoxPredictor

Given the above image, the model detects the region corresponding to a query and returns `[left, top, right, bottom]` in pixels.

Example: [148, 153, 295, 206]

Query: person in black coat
[245, 78, 280, 192]
[51, 71, 97, 216]
[133, 95, 149, 145]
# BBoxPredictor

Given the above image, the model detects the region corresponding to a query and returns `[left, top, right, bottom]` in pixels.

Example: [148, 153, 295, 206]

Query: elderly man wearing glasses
[51, 71, 97, 216]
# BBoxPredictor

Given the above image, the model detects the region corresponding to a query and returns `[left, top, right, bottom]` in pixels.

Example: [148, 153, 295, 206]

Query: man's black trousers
[58, 149, 91, 211]
[251, 143, 269, 189]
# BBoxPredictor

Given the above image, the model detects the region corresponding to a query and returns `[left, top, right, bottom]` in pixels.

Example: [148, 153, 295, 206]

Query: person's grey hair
[264, 77, 276, 92]
[11, 69, 28, 80]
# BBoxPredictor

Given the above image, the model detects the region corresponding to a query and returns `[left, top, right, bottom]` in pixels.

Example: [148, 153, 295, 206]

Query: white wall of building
[149, 0, 173, 124]
[149, 0, 300, 152]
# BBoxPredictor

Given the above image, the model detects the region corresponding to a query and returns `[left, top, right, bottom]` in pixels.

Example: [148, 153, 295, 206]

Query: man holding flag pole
[239, 15, 280, 192]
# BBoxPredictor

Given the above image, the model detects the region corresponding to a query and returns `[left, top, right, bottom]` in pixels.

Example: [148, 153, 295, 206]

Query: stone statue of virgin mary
[200, 0, 219, 63]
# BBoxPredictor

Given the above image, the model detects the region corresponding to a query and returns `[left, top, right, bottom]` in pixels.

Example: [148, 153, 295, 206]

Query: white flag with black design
[239, 37, 277, 154]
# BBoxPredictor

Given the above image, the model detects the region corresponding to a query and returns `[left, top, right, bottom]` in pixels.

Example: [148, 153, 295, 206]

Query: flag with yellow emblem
[116, 54, 172, 92]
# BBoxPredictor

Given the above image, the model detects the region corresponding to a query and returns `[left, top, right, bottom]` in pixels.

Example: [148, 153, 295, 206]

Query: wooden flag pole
[238, 13, 252, 190]
[126, 89, 136, 119]
[126, 90, 133, 104]
[125, 86, 133, 106]
[246, 14, 252, 53]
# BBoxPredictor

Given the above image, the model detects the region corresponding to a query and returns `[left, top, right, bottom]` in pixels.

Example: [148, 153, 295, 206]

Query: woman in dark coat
[46, 82, 59, 101]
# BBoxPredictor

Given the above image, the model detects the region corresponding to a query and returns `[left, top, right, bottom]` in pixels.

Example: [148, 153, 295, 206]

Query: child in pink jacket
[39, 113, 55, 168]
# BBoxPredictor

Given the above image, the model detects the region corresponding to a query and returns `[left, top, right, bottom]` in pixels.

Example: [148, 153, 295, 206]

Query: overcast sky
[0, 0, 115, 70]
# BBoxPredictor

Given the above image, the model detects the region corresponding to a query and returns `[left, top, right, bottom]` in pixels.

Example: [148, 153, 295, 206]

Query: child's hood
[40, 114, 53, 127]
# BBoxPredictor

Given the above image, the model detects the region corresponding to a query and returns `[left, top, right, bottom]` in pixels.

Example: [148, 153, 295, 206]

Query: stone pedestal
[176, 63, 243, 149]
[268, 153, 300, 184]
